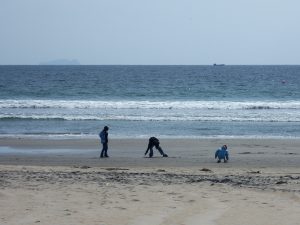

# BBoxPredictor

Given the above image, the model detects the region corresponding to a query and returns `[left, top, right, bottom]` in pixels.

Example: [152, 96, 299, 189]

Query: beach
[2, 0, 300, 222]
[1, 137, 300, 225]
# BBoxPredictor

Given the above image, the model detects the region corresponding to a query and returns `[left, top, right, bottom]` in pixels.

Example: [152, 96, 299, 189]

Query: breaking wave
[1, 100, 300, 122]
[1, 100, 300, 110]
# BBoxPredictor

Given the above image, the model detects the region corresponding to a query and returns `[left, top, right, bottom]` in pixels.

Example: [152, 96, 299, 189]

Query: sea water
[0, 65, 300, 138]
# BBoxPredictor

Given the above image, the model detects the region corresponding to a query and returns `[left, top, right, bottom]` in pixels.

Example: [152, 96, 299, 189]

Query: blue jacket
[215, 146, 229, 160]
[99, 130, 108, 144]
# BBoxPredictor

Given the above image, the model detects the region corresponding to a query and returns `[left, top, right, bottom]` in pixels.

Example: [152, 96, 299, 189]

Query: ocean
[1, 65, 300, 138]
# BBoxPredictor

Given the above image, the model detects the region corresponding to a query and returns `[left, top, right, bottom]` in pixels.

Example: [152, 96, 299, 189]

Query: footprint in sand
[114, 206, 127, 210]
[167, 192, 178, 195]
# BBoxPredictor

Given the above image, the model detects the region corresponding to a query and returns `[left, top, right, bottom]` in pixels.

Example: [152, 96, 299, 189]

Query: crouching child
[215, 145, 229, 163]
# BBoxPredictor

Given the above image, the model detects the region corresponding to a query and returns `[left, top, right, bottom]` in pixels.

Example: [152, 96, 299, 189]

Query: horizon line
[1, 64, 300, 66]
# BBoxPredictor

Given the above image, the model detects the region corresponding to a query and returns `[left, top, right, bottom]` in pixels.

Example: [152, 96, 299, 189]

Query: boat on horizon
[213, 63, 225, 66]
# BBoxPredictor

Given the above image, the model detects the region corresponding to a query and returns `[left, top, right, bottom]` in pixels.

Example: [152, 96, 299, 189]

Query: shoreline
[1, 134, 300, 140]
[2, 136, 300, 147]
[1, 137, 300, 168]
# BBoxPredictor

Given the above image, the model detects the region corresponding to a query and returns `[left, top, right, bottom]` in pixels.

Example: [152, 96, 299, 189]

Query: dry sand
[0, 137, 300, 225]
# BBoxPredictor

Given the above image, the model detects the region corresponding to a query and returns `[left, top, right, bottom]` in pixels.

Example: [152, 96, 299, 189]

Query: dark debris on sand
[0, 169, 299, 192]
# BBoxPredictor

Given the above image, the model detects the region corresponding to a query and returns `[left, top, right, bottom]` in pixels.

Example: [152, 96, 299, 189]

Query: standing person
[99, 126, 109, 158]
[215, 145, 229, 163]
[144, 137, 168, 158]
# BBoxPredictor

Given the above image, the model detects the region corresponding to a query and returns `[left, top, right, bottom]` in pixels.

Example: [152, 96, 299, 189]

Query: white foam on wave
[1, 99, 300, 122]
[1, 114, 300, 122]
[1, 99, 300, 110]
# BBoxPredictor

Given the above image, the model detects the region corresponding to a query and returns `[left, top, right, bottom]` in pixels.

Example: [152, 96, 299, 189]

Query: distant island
[39, 59, 80, 65]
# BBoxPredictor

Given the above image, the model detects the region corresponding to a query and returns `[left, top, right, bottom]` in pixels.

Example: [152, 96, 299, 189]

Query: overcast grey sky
[1, 0, 300, 65]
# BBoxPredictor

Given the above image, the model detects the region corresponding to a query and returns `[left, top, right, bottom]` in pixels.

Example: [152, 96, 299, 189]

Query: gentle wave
[1, 134, 299, 139]
[1, 115, 299, 122]
[1, 100, 300, 110]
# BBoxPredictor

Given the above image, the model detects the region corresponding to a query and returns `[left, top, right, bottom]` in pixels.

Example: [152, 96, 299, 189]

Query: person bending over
[145, 137, 168, 158]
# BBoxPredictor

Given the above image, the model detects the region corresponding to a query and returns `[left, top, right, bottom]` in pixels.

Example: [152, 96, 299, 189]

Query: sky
[1, 0, 300, 65]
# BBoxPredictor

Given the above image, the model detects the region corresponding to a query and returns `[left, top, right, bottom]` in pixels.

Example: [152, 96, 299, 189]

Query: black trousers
[100, 143, 108, 157]
[147, 143, 165, 157]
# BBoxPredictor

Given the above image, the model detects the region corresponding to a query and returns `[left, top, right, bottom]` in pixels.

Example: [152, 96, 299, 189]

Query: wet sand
[1, 137, 300, 168]
[0, 137, 300, 225]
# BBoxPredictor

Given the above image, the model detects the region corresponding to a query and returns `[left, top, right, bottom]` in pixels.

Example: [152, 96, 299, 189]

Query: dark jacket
[99, 130, 108, 144]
